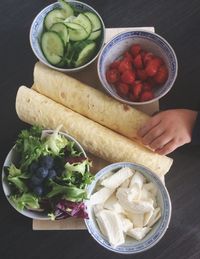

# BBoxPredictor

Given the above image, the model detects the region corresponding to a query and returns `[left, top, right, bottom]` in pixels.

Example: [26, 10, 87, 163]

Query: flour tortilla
[15, 86, 173, 176]
[33, 62, 149, 142]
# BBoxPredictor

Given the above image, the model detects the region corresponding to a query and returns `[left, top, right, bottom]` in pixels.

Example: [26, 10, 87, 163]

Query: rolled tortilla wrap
[33, 62, 149, 142]
[15, 86, 173, 176]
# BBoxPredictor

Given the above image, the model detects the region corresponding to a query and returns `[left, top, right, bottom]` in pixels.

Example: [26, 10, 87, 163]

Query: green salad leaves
[4, 126, 93, 218]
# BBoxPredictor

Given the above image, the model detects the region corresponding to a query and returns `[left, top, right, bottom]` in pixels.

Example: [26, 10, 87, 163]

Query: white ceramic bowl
[2, 130, 87, 220]
[30, 1, 105, 72]
[84, 162, 171, 254]
[98, 30, 178, 105]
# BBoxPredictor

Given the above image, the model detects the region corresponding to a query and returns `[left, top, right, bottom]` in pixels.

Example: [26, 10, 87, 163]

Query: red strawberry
[121, 70, 135, 84]
[140, 90, 154, 102]
[110, 60, 121, 69]
[106, 69, 120, 84]
[118, 59, 132, 73]
[123, 51, 134, 63]
[132, 81, 143, 99]
[116, 82, 130, 97]
[133, 54, 143, 69]
[136, 69, 148, 81]
[154, 65, 168, 85]
[130, 44, 141, 57]
[145, 58, 161, 77]
[143, 52, 154, 65]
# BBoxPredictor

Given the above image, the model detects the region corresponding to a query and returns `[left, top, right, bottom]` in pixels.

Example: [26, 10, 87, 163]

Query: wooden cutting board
[33, 26, 158, 231]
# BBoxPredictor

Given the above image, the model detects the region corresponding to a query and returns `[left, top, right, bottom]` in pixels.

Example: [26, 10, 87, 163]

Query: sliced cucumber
[50, 22, 69, 45]
[41, 31, 64, 65]
[44, 9, 67, 30]
[64, 42, 76, 66]
[73, 13, 92, 35]
[84, 12, 102, 32]
[64, 22, 89, 41]
[64, 15, 76, 23]
[58, 0, 74, 17]
[88, 29, 101, 40]
[73, 40, 96, 67]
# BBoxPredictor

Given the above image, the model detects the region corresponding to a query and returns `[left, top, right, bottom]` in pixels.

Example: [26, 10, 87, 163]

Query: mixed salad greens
[4, 126, 93, 220]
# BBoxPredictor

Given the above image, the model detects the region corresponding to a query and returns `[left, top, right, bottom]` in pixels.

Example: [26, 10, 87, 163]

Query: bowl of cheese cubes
[84, 162, 171, 254]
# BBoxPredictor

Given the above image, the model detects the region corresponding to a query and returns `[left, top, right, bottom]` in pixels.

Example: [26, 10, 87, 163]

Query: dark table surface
[1, 0, 200, 258]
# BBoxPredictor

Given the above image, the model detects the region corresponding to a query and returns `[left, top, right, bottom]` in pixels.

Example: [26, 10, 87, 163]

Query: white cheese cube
[96, 210, 125, 247]
[147, 207, 161, 227]
[118, 214, 133, 232]
[90, 187, 114, 205]
[116, 188, 154, 214]
[125, 212, 144, 228]
[103, 194, 125, 214]
[101, 167, 133, 189]
[127, 227, 151, 240]
[129, 171, 146, 189]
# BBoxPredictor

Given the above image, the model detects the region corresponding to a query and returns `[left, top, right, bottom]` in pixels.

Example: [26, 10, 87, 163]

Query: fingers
[155, 140, 177, 155]
[138, 114, 161, 138]
[149, 132, 172, 150]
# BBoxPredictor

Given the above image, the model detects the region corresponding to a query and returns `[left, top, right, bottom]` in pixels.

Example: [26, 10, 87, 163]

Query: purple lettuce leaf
[53, 199, 88, 220]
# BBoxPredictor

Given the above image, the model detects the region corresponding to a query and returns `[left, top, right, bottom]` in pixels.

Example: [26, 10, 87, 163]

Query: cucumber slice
[44, 9, 67, 30]
[41, 31, 64, 65]
[58, 0, 74, 17]
[88, 29, 101, 40]
[73, 40, 96, 67]
[50, 23, 69, 45]
[64, 22, 89, 41]
[84, 12, 102, 32]
[73, 13, 92, 35]
[64, 15, 76, 23]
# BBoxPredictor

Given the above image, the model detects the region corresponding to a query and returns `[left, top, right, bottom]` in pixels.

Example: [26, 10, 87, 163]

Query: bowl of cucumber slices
[30, 0, 105, 72]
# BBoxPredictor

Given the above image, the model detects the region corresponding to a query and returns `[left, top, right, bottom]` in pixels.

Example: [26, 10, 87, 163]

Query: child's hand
[138, 109, 198, 155]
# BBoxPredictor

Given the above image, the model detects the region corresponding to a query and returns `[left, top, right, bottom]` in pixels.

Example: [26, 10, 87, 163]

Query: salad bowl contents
[85, 162, 171, 254]
[30, 0, 105, 72]
[98, 30, 178, 105]
[2, 126, 93, 220]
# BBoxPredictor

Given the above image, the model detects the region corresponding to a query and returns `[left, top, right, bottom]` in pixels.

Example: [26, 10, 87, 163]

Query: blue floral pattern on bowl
[84, 162, 172, 254]
[97, 30, 178, 105]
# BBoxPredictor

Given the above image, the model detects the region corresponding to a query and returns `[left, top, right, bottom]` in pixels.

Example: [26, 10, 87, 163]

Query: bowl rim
[84, 161, 172, 254]
[97, 29, 178, 105]
[29, 0, 106, 72]
[1, 129, 87, 220]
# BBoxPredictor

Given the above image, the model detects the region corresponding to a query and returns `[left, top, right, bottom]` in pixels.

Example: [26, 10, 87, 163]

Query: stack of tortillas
[15, 62, 173, 177]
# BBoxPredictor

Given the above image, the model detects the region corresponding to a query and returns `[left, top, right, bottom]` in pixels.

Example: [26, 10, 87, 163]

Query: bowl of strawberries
[97, 30, 178, 105]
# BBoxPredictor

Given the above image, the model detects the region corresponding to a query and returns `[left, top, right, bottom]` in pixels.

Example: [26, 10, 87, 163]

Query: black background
[1, 1, 200, 258]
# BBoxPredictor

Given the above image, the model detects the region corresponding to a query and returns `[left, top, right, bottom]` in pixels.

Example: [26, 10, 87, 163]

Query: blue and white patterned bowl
[97, 30, 178, 105]
[84, 162, 171, 254]
[30, 1, 105, 72]
[2, 130, 87, 220]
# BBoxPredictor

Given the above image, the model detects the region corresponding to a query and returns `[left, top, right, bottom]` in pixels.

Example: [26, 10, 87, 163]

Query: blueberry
[40, 156, 54, 169]
[36, 167, 48, 179]
[33, 186, 43, 196]
[30, 175, 43, 186]
[48, 169, 57, 180]
[29, 162, 38, 174]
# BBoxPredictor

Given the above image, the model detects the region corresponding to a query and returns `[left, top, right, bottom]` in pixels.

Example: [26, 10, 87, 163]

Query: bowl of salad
[30, 0, 105, 72]
[2, 126, 93, 220]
